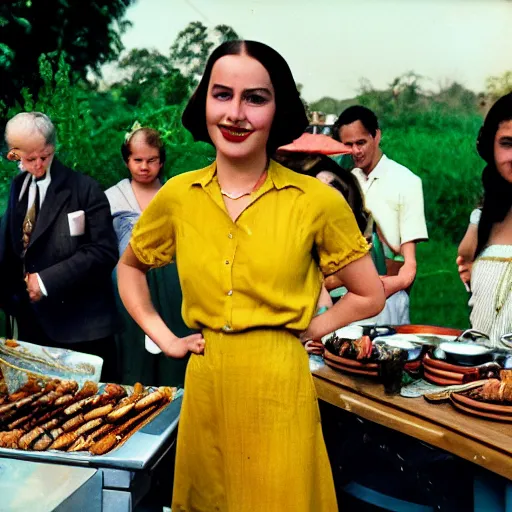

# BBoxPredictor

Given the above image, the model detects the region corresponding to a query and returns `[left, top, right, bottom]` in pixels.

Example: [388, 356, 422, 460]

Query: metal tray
[0, 393, 182, 471]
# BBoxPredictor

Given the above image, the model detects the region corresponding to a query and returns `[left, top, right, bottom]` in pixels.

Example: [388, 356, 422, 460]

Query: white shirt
[352, 154, 428, 254]
[18, 161, 53, 296]
[18, 166, 52, 211]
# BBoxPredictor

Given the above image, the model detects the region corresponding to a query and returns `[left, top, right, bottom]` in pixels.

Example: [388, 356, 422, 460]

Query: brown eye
[246, 94, 267, 105]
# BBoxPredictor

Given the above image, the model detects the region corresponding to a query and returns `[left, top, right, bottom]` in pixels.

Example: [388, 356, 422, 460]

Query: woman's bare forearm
[303, 254, 385, 341]
[117, 247, 177, 348]
[309, 290, 383, 340]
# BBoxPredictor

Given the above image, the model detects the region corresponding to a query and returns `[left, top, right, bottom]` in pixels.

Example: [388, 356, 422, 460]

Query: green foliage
[313, 74, 484, 245]
[170, 21, 240, 83]
[382, 111, 483, 243]
[112, 48, 191, 107]
[0, 27, 500, 329]
[486, 70, 512, 103]
[0, 0, 134, 112]
[410, 241, 470, 329]
[359, 89, 484, 244]
[0, 53, 214, 202]
[310, 96, 355, 116]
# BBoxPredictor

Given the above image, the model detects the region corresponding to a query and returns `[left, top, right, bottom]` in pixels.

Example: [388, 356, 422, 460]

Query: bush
[0, 54, 485, 245]
[381, 111, 483, 243]
[0, 54, 214, 214]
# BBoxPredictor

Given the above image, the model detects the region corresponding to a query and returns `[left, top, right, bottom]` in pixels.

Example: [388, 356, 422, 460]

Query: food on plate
[0, 429, 23, 449]
[324, 333, 410, 364]
[134, 389, 167, 410]
[62, 413, 86, 432]
[465, 370, 512, 403]
[84, 403, 114, 421]
[0, 379, 176, 454]
[325, 334, 373, 360]
[18, 427, 46, 450]
[89, 405, 158, 455]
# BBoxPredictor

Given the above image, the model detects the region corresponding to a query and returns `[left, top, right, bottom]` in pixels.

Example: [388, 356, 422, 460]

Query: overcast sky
[112, 0, 512, 102]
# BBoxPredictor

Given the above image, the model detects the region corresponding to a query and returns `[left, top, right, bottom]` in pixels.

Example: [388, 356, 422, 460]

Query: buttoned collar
[18, 157, 53, 202]
[191, 159, 307, 193]
[352, 154, 389, 184]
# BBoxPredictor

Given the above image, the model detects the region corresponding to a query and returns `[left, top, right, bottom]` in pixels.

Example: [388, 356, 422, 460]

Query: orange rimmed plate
[451, 390, 512, 415]
[323, 351, 379, 377]
[450, 396, 512, 423]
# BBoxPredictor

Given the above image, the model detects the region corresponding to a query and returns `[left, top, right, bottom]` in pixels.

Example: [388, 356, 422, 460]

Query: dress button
[227, 290, 233, 296]
[225, 260, 229, 265]
[228, 233, 233, 239]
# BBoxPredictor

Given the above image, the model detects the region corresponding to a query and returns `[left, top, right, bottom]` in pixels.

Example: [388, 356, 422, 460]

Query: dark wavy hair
[182, 40, 308, 155]
[475, 92, 512, 257]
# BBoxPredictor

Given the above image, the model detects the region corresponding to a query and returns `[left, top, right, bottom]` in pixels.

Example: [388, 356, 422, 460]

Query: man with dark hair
[334, 105, 428, 324]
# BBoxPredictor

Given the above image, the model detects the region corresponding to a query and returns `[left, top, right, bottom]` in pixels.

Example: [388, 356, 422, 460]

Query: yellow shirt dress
[130, 159, 369, 511]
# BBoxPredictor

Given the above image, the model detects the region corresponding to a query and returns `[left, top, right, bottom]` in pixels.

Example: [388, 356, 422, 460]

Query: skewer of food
[0, 378, 177, 455]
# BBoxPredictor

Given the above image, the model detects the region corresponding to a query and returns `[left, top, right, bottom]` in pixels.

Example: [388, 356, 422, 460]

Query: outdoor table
[0, 393, 182, 511]
[313, 363, 512, 511]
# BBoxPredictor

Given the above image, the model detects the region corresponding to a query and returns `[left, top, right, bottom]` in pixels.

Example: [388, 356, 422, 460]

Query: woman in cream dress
[467, 93, 512, 349]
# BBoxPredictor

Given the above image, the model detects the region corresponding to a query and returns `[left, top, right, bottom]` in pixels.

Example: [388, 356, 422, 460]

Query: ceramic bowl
[436, 341, 493, 366]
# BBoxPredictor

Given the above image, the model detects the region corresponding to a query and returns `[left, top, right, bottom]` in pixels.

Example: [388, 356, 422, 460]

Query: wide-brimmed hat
[277, 133, 352, 155]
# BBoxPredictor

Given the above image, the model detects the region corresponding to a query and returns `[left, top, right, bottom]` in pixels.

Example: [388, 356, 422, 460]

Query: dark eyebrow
[211, 84, 272, 96]
[243, 88, 273, 96]
[211, 84, 231, 91]
[498, 136, 512, 142]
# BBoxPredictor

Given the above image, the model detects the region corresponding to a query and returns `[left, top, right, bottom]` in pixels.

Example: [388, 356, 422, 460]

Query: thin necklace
[220, 168, 268, 201]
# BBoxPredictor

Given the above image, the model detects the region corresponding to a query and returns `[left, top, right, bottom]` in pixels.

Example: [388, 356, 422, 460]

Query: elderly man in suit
[0, 112, 119, 381]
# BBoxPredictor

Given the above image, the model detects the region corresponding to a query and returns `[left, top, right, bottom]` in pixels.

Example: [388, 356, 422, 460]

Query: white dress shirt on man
[352, 154, 428, 255]
[351, 154, 428, 326]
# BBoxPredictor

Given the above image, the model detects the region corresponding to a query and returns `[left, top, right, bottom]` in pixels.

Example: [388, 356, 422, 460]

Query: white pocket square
[68, 210, 85, 236]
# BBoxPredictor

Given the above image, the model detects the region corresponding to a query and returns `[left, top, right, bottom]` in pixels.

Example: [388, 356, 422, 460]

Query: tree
[112, 48, 191, 107]
[486, 71, 512, 103]
[434, 81, 478, 114]
[215, 24, 240, 44]
[0, 0, 134, 112]
[170, 21, 240, 84]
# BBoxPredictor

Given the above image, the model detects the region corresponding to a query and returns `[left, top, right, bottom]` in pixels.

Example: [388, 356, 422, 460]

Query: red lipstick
[219, 126, 253, 143]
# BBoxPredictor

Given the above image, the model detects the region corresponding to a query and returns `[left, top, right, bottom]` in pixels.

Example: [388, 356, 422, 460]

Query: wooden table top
[313, 364, 512, 481]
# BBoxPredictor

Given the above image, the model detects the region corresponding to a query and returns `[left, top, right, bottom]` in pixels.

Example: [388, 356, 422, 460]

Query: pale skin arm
[380, 241, 417, 298]
[117, 245, 205, 358]
[305, 283, 334, 355]
[456, 223, 478, 289]
[301, 253, 386, 343]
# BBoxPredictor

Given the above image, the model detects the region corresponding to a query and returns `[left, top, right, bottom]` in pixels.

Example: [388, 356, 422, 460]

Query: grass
[410, 240, 470, 329]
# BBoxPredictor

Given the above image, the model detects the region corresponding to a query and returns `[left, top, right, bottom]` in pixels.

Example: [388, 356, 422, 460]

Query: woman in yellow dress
[117, 40, 386, 511]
